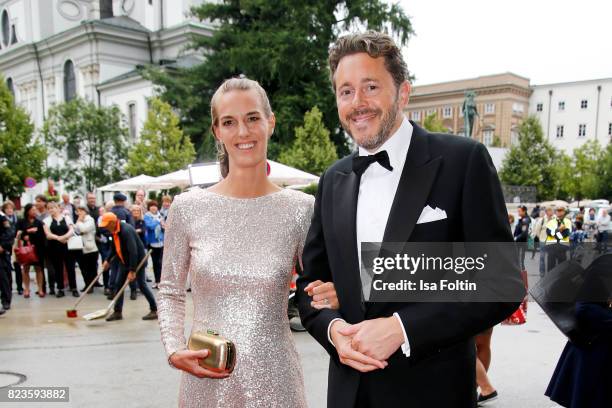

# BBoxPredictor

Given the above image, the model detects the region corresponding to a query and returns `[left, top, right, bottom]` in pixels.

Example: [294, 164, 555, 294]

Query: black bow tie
[352, 151, 393, 177]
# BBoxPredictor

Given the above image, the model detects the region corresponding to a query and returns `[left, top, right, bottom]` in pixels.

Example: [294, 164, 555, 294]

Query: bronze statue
[462, 91, 478, 138]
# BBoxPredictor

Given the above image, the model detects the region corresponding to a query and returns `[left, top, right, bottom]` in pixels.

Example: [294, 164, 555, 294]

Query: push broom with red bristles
[66, 267, 107, 318]
[66, 255, 116, 318]
[82, 250, 151, 321]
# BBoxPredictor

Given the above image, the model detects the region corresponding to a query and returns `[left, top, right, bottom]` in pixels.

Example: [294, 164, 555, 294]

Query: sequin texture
[158, 188, 314, 408]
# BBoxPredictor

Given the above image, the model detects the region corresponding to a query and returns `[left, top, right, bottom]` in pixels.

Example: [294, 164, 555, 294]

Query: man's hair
[35, 194, 48, 203]
[328, 31, 409, 91]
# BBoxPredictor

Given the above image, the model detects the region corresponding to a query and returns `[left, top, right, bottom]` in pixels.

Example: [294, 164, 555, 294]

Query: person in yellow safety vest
[545, 207, 572, 272]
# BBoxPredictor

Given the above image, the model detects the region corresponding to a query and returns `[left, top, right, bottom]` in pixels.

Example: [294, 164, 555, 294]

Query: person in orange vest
[99, 212, 157, 321]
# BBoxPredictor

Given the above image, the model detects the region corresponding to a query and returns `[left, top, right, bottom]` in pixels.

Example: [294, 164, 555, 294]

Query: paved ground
[1, 255, 566, 407]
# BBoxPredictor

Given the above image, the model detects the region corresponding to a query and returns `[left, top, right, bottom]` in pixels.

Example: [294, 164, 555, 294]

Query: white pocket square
[416, 205, 447, 224]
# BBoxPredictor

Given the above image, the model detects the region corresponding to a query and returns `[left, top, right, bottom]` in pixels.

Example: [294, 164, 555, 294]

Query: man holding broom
[99, 212, 158, 321]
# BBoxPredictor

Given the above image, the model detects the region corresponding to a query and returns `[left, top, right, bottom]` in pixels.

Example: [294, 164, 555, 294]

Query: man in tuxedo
[297, 31, 524, 407]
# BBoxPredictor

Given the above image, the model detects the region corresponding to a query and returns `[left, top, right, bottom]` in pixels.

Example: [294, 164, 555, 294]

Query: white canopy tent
[96, 174, 174, 192]
[150, 160, 319, 189]
[267, 160, 319, 186]
[150, 169, 192, 189]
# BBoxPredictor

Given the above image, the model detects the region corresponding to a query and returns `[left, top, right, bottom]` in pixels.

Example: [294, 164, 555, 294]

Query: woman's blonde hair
[210, 77, 272, 178]
[130, 204, 143, 220]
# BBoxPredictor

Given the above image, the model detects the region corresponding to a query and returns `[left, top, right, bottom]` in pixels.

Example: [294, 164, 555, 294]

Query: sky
[399, 0, 612, 86]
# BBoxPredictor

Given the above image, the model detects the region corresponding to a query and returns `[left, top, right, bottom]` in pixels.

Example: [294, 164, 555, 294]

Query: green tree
[0, 76, 46, 199]
[43, 98, 128, 192]
[555, 152, 574, 201]
[278, 106, 338, 175]
[144, 0, 413, 159]
[126, 97, 196, 177]
[422, 112, 447, 133]
[570, 140, 605, 200]
[499, 116, 564, 201]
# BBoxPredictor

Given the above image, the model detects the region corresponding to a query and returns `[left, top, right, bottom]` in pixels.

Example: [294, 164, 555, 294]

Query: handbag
[67, 233, 84, 251]
[14, 240, 39, 265]
[188, 330, 236, 374]
[502, 269, 529, 325]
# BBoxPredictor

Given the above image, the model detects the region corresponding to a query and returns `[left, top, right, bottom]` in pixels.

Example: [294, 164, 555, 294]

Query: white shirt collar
[358, 117, 413, 172]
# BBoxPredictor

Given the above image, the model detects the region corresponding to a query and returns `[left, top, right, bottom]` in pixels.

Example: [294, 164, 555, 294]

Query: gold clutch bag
[188, 330, 236, 374]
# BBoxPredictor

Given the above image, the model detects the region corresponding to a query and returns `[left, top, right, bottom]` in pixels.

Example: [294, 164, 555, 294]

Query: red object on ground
[502, 269, 528, 325]
[290, 267, 297, 291]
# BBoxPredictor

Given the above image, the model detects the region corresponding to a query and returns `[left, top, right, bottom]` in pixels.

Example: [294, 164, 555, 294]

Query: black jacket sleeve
[296, 170, 344, 360]
[0, 216, 14, 251]
[396, 143, 524, 357]
[124, 228, 140, 271]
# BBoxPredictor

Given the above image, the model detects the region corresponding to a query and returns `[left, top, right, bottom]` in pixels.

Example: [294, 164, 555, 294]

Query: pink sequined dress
[158, 188, 314, 408]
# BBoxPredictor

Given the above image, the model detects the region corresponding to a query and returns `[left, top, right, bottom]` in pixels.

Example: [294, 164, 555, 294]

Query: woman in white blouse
[74, 204, 99, 292]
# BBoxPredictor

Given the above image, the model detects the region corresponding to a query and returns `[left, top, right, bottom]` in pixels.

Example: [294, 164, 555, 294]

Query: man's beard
[341, 97, 400, 151]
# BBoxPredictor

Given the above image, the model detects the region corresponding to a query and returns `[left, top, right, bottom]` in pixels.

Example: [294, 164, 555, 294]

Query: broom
[66, 256, 116, 318]
[83, 250, 151, 321]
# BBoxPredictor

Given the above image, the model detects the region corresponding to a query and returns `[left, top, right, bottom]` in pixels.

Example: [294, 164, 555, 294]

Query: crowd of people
[0, 186, 172, 317]
[510, 204, 611, 277]
[474, 203, 611, 405]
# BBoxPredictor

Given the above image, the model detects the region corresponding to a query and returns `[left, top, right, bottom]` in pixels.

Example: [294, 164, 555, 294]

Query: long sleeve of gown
[296, 196, 315, 269]
[158, 195, 191, 358]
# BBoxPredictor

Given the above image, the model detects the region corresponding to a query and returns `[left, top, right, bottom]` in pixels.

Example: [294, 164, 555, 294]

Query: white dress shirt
[328, 117, 413, 357]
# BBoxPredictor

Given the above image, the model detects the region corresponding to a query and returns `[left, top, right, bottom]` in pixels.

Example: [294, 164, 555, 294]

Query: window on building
[128, 102, 137, 140]
[608, 122, 611, 137]
[580, 99, 588, 109]
[426, 108, 435, 116]
[1, 9, 9, 47]
[558, 101, 565, 111]
[536, 103, 543, 112]
[483, 129, 494, 146]
[63, 60, 76, 102]
[411, 111, 421, 121]
[511, 130, 519, 146]
[66, 142, 79, 160]
[556, 125, 564, 138]
[442, 106, 452, 118]
[512, 103, 524, 114]
[10, 23, 17, 45]
[484, 103, 495, 114]
[6, 77, 14, 98]
[578, 124, 586, 137]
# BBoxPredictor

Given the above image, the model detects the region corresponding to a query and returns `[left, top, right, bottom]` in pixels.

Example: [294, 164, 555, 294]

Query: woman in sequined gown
[157, 77, 338, 408]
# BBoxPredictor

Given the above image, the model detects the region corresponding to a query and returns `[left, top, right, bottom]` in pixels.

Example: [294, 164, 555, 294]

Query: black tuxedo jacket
[297, 122, 524, 408]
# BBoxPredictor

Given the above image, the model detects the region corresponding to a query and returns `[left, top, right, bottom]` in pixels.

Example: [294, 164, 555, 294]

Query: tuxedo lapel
[332, 156, 366, 321]
[367, 124, 442, 317]
[382, 123, 442, 244]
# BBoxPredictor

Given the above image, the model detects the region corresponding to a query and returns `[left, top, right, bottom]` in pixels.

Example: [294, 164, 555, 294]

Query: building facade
[529, 78, 612, 153]
[0, 0, 212, 199]
[406, 73, 532, 147]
